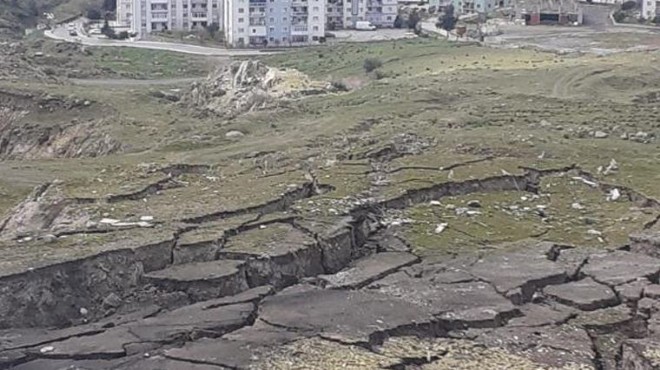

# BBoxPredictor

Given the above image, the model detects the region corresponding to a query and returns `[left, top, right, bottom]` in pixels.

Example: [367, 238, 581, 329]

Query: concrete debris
[435, 223, 448, 234]
[571, 202, 585, 210]
[607, 188, 621, 202]
[603, 158, 619, 175]
[467, 200, 482, 208]
[225, 130, 245, 139]
[180, 60, 335, 117]
[572, 176, 598, 187]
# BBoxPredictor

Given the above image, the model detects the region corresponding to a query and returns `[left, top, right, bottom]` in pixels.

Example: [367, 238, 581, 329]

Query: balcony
[249, 17, 266, 25]
[291, 25, 309, 34]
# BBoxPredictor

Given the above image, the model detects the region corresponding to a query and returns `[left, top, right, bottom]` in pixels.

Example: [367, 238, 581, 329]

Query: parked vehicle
[355, 21, 377, 30]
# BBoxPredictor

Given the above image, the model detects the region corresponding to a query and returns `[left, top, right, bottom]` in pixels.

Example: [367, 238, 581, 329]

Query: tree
[363, 57, 383, 73]
[102, 0, 117, 12]
[101, 19, 116, 39]
[439, 4, 457, 35]
[393, 15, 404, 28]
[408, 10, 421, 30]
[205, 22, 220, 39]
[621, 0, 636, 10]
[86, 6, 102, 20]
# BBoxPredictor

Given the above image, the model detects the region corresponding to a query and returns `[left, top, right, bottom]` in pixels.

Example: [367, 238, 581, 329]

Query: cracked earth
[2, 38, 660, 370]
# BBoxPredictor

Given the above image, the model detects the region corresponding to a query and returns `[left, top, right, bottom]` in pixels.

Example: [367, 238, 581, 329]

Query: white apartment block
[224, 0, 325, 47]
[642, 0, 659, 19]
[326, 0, 398, 29]
[117, 0, 325, 47]
[116, 0, 223, 38]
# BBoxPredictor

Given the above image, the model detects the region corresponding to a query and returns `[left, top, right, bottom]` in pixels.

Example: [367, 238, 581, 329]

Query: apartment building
[326, 0, 397, 29]
[642, 0, 660, 19]
[116, 0, 223, 38]
[224, 0, 325, 47]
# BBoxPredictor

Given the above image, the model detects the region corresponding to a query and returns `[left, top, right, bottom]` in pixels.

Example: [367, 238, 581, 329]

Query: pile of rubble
[180, 60, 335, 117]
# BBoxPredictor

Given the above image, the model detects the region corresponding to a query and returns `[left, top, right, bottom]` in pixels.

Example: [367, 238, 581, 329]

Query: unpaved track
[70, 77, 202, 87]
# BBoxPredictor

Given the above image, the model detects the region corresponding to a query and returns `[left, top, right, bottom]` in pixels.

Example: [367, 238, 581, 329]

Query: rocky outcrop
[180, 60, 334, 117]
[0, 182, 92, 241]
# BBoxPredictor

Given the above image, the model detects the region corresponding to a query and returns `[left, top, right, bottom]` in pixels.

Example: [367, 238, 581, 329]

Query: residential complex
[117, 0, 325, 46]
[327, 0, 398, 29]
[116, 0, 223, 38]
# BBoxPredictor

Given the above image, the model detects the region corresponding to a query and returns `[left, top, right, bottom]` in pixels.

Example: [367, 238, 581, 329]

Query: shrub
[613, 11, 626, 23]
[374, 70, 388, 80]
[86, 7, 102, 20]
[331, 80, 349, 91]
[621, 0, 637, 10]
[363, 57, 383, 73]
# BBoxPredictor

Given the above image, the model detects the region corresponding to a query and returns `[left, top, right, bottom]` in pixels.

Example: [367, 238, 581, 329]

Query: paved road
[45, 21, 271, 57]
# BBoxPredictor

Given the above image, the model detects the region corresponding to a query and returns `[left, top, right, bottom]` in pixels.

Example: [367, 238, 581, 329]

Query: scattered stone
[225, 130, 245, 139]
[571, 202, 585, 210]
[593, 131, 609, 139]
[467, 200, 482, 208]
[544, 278, 619, 311]
[39, 346, 54, 354]
[102, 293, 122, 309]
[434, 223, 448, 234]
[607, 188, 621, 202]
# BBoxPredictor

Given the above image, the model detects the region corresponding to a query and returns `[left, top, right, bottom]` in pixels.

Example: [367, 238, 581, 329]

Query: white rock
[40, 346, 55, 353]
[587, 229, 602, 236]
[593, 131, 608, 139]
[140, 216, 154, 222]
[607, 188, 621, 202]
[571, 202, 585, 210]
[225, 130, 245, 139]
[99, 218, 120, 224]
[79, 307, 89, 316]
[429, 200, 442, 206]
[434, 223, 448, 234]
[603, 158, 618, 175]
